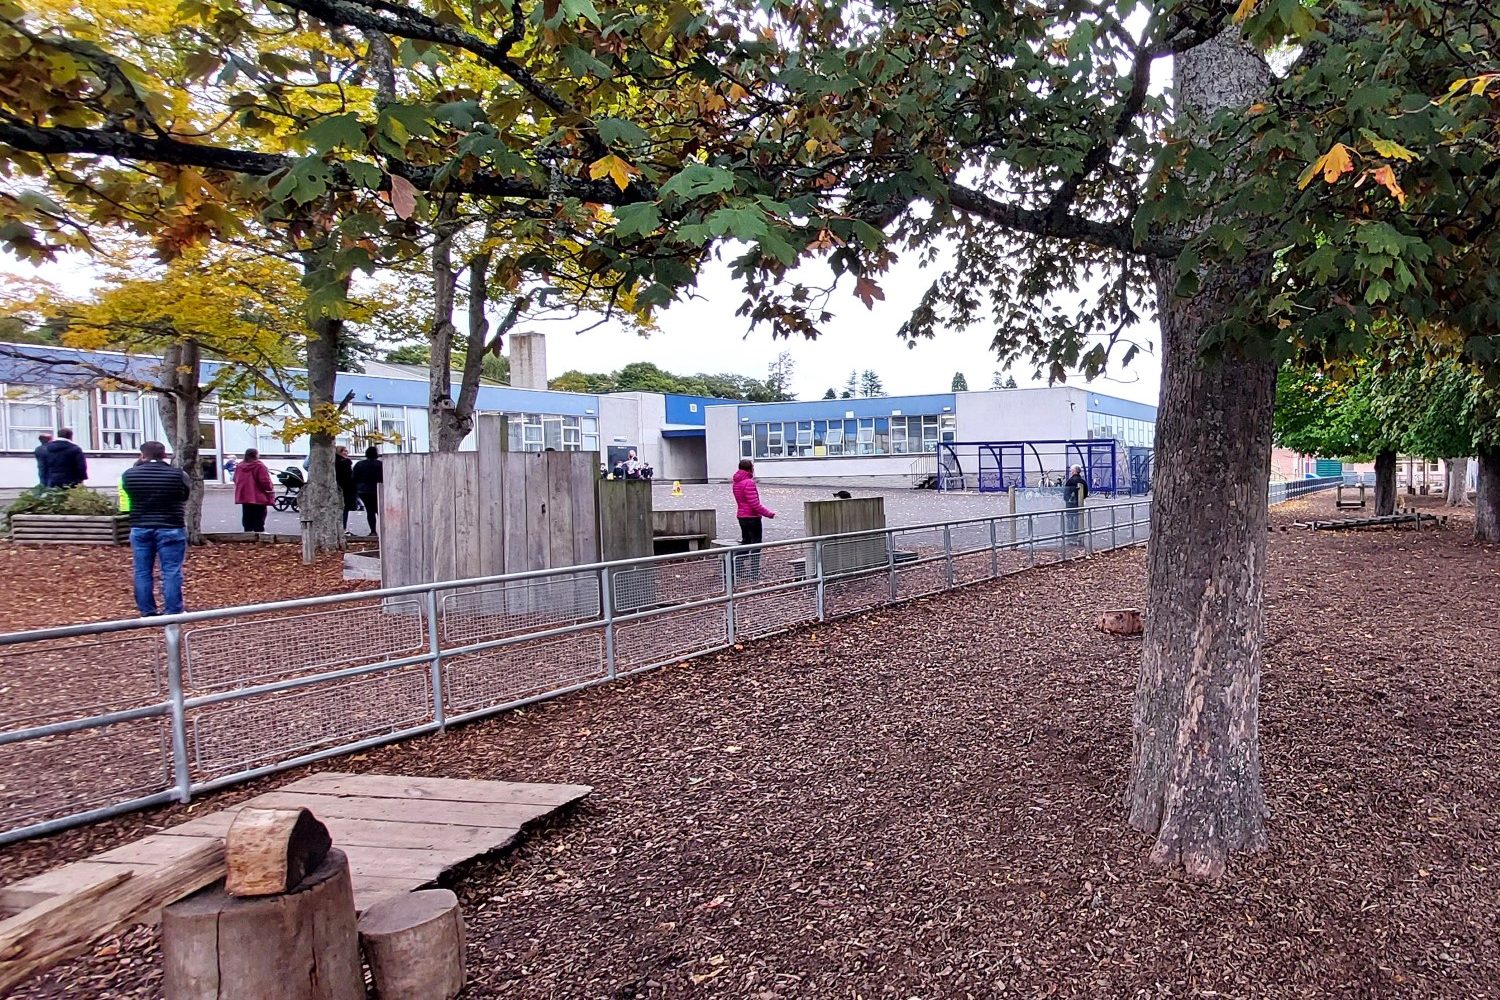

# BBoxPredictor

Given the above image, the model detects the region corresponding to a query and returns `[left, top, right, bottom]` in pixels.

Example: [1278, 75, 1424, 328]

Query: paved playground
[197, 480, 1146, 542]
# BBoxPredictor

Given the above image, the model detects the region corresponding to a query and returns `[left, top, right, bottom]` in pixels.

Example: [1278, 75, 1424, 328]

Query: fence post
[886, 529, 898, 601]
[163, 623, 192, 805]
[1110, 503, 1118, 550]
[600, 567, 618, 680]
[942, 525, 955, 587]
[989, 518, 999, 578]
[424, 589, 445, 730]
[813, 540, 826, 621]
[723, 550, 737, 644]
[1085, 508, 1095, 556]
[1027, 513, 1036, 567]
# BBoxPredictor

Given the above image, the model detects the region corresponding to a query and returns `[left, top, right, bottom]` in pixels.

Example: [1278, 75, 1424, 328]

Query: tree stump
[162, 849, 365, 1000]
[225, 806, 332, 898]
[1098, 608, 1143, 635]
[357, 889, 465, 1000]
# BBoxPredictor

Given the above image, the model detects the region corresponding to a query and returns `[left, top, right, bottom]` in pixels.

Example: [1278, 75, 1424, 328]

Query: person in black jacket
[335, 446, 358, 532]
[1063, 464, 1089, 535]
[351, 446, 383, 537]
[33, 432, 52, 485]
[38, 428, 88, 487]
[120, 441, 192, 616]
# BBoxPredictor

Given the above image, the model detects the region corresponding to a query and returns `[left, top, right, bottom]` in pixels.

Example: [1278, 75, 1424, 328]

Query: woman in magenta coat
[233, 447, 275, 532]
[731, 459, 775, 579]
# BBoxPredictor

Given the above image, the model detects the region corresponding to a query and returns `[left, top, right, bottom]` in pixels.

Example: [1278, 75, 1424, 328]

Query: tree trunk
[1445, 457, 1469, 506]
[1374, 449, 1397, 516]
[1125, 27, 1274, 879]
[302, 311, 346, 562]
[428, 210, 465, 452]
[158, 341, 206, 544]
[1476, 448, 1500, 543]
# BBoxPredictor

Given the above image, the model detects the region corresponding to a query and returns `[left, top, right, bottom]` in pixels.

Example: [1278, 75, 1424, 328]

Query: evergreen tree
[859, 370, 884, 397]
[950, 372, 968, 392]
[822, 388, 836, 400]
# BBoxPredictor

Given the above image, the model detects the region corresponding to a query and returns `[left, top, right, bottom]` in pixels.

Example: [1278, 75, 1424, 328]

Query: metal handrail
[0, 480, 1341, 844]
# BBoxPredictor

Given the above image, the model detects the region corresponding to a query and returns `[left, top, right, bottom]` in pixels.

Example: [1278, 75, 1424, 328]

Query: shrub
[4, 486, 120, 531]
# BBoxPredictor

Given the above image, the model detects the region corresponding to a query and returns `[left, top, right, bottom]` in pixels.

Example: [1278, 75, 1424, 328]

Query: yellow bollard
[671, 480, 684, 497]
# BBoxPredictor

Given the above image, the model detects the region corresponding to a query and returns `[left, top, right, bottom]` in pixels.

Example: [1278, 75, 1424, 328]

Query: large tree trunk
[1476, 449, 1500, 543]
[1125, 27, 1274, 880]
[427, 208, 465, 452]
[1373, 449, 1397, 516]
[158, 340, 206, 544]
[1445, 457, 1469, 506]
[302, 312, 346, 561]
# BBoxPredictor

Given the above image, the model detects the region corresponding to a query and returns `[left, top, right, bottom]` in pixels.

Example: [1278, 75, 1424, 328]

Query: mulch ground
[3, 494, 1498, 999]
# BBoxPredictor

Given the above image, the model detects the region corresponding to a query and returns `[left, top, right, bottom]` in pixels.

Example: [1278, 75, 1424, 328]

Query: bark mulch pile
[3, 495, 1498, 999]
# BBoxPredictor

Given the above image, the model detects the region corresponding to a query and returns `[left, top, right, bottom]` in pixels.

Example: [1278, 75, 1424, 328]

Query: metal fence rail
[0, 481, 1339, 845]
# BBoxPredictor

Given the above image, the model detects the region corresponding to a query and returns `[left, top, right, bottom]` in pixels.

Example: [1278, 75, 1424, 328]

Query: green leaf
[613, 202, 661, 239]
[270, 156, 333, 205]
[597, 116, 649, 146]
[706, 206, 768, 240]
[562, 0, 602, 25]
[302, 113, 366, 153]
[757, 228, 799, 266]
[658, 164, 739, 199]
[343, 161, 382, 189]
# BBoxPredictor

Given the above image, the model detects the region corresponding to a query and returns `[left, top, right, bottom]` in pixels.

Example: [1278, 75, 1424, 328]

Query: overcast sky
[4, 247, 1164, 407]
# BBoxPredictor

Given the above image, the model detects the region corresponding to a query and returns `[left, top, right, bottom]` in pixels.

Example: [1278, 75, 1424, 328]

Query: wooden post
[805, 497, 886, 575]
[162, 849, 365, 1000]
[357, 889, 465, 1000]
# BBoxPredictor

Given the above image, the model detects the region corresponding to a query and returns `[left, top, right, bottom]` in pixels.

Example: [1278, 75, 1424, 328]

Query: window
[3, 385, 56, 451]
[740, 411, 958, 460]
[377, 406, 407, 448]
[98, 391, 143, 451]
[582, 417, 599, 452]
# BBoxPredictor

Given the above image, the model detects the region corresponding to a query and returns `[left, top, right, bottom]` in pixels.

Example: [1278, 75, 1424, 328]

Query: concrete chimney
[508, 333, 548, 389]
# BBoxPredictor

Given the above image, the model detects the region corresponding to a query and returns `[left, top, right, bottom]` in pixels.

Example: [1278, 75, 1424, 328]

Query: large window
[1089, 413, 1155, 449]
[740, 412, 956, 460]
[503, 412, 594, 453]
[2, 385, 56, 451]
[98, 391, 144, 452]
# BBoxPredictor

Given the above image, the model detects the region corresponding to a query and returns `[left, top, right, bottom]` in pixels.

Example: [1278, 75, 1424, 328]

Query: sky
[3, 245, 1165, 407]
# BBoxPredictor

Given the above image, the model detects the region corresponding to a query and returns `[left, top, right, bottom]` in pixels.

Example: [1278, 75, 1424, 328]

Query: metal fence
[0, 479, 1343, 845]
[1269, 475, 1344, 505]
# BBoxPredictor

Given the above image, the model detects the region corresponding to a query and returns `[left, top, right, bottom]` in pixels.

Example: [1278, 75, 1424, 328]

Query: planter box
[9, 514, 130, 545]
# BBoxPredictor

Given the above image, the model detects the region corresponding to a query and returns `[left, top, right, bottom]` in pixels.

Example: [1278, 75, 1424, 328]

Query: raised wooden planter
[8, 514, 129, 545]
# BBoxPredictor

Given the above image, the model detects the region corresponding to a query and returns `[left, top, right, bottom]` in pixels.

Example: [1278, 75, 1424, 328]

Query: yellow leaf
[1247, 102, 1268, 115]
[726, 82, 749, 103]
[1298, 142, 1355, 189]
[1371, 165, 1406, 206]
[1232, 0, 1257, 23]
[1474, 75, 1495, 96]
[1369, 137, 1418, 162]
[588, 154, 638, 192]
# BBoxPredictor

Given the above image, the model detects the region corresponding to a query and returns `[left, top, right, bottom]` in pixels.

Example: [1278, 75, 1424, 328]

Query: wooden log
[358, 889, 465, 1000]
[162, 848, 365, 1000]
[0, 840, 225, 995]
[225, 807, 332, 898]
[1098, 608, 1143, 635]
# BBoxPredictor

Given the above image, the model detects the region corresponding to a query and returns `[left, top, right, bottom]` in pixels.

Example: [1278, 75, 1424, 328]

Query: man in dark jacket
[1063, 464, 1089, 535]
[33, 432, 52, 485]
[335, 446, 358, 532]
[38, 428, 88, 487]
[120, 441, 192, 616]
[351, 446, 382, 536]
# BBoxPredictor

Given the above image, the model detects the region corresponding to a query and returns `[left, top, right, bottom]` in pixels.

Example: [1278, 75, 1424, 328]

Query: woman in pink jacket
[731, 459, 775, 579]
[232, 447, 275, 532]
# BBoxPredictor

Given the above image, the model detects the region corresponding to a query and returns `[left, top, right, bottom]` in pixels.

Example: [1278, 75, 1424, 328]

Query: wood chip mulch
[3, 495, 1498, 999]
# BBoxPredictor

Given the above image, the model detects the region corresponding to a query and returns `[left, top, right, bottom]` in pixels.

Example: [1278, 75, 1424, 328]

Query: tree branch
[947, 182, 1182, 258]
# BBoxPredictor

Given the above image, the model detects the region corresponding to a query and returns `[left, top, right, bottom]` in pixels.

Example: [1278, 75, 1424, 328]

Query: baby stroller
[272, 466, 305, 512]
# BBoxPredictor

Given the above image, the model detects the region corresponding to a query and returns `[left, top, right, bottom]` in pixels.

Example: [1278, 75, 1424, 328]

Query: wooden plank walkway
[0, 772, 590, 917]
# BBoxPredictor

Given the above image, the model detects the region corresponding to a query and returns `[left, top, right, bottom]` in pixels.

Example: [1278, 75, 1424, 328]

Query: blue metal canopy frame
[936, 439, 1130, 495]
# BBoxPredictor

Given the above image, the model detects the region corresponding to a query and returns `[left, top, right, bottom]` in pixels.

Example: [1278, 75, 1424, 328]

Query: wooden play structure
[0, 772, 589, 996]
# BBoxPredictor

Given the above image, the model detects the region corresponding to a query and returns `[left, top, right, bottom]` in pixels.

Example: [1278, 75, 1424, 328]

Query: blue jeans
[130, 527, 187, 616]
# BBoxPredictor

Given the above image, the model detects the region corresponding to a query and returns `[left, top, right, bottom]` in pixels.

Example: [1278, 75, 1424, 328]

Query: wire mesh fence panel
[613, 604, 728, 673]
[183, 598, 428, 696]
[0, 629, 164, 730]
[893, 556, 948, 601]
[1028, 511, 1069, 565]
[732, 541, 813, 593]
[1, 716, 173, 831]
[947, 521, 992, 556]
[733, 583, 818, 642]
[440, 572, 600, 647]
[951, 549, 996, 587]
[822, 567, 891, 618]
[441, 628, 607, 716]
[612, 555, 725, 615]
[184, 664, 433, 782]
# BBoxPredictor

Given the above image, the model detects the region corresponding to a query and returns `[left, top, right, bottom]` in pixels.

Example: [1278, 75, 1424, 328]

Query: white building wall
[953, 388, 1082, 441]
[597, 393, 644, 465]
[661, 438, 708, 481]
[705, 404, 742, 480]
